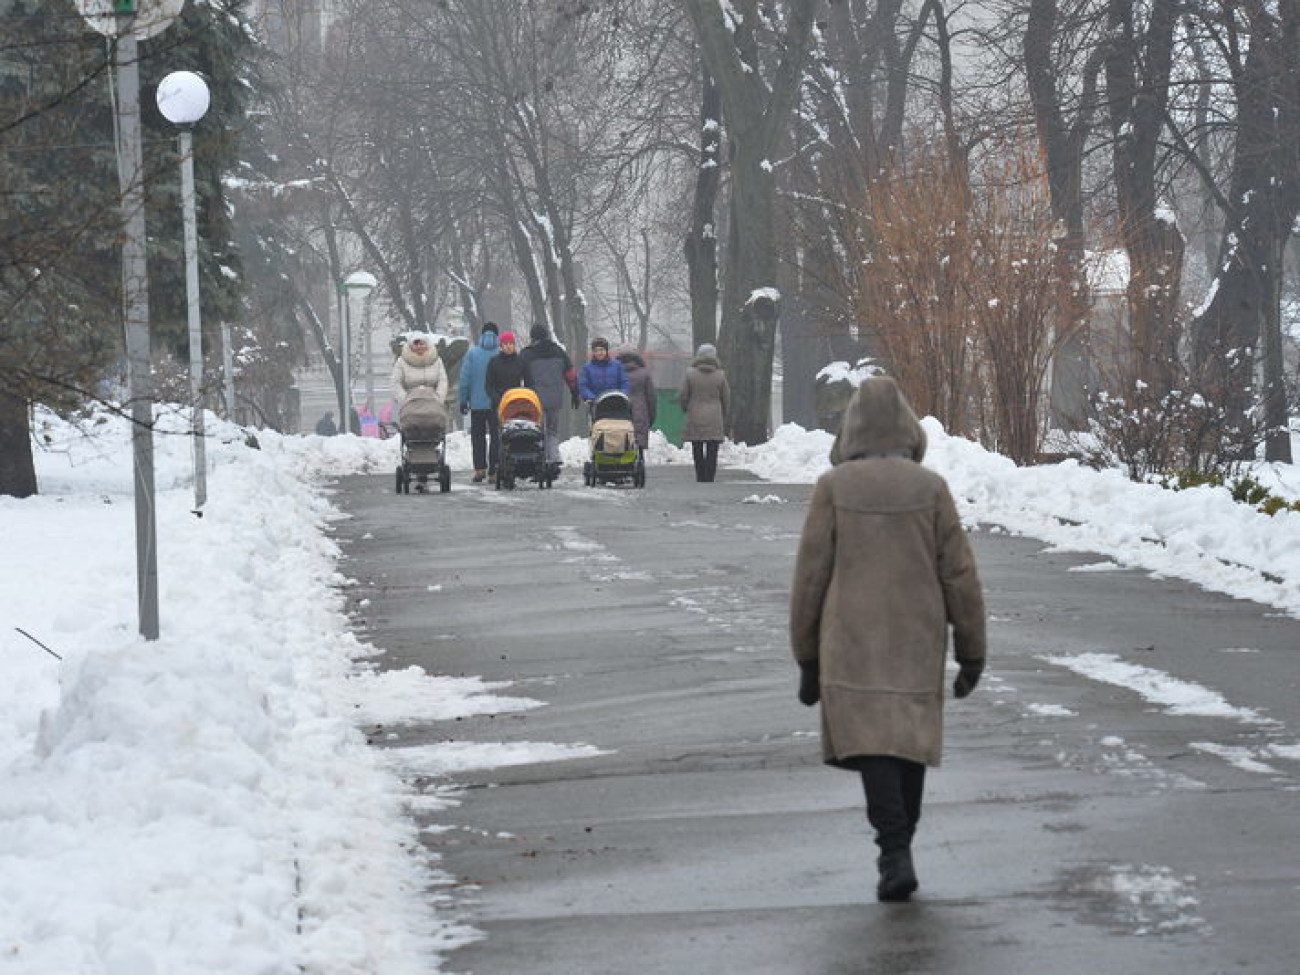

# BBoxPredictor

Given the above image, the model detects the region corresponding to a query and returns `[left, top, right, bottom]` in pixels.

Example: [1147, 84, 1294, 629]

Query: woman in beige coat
[789, 376, 986, 902]
[678, 343, 730, 481]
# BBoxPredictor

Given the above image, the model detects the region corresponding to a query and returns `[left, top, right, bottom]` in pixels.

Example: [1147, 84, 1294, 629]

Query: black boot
[876, 849, 918, 902]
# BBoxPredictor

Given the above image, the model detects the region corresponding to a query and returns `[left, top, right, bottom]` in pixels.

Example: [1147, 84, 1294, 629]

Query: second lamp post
[156, 69, 211, 511]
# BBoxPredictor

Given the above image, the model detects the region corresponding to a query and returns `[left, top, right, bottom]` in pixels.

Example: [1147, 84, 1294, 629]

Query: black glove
[953, 660, 984, 699]
[460, 402, 470, 416]
[797, 664, 820, 707]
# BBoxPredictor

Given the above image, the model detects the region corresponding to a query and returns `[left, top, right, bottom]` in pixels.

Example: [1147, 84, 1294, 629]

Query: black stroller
[495, 387, 554, 490]
[395, 387, 451, 494]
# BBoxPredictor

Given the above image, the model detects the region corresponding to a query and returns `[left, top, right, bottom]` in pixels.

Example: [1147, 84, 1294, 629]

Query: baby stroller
[497, 387, 554, 490]
[584, 391, 644, 488]
[395, 387, 451, 494]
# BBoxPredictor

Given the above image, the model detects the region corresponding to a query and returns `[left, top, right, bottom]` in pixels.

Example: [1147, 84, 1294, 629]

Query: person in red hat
[486, 330, 531, 408]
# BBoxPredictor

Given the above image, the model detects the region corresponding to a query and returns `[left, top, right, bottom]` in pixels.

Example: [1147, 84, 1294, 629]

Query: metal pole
[113, 28, 159, 639]
[363, 295, 375, 415]
[220, 321, 236, 417]
[340, 288, 353, 433]
[179, 126, 206, 510]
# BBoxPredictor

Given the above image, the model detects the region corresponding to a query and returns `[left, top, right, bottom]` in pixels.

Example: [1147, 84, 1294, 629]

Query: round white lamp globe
[156, 71, 211, 126]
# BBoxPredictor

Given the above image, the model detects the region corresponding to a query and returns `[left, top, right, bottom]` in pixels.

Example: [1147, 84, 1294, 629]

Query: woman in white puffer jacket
[390, 332, 449, 407]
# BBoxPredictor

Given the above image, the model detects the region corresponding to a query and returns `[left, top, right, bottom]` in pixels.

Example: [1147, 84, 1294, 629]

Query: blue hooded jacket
[459, 330, 500, 411]
[579, 357, 629, 401]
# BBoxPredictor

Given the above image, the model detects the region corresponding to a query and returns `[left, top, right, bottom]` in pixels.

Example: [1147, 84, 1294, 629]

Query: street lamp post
[156, 69, 211, 512]
[339, 271, 378, 433]
[75, 0, 184, 640]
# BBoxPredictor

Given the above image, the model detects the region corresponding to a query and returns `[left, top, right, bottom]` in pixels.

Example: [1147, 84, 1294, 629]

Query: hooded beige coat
[789, 377, 986, 768]
[678, 355, 730, 441]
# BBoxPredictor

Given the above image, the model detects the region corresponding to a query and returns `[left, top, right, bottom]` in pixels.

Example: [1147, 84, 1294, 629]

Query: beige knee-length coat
[789, 377, 986, 768]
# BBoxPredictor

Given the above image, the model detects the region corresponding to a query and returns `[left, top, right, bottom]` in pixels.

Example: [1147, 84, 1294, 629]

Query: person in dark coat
[616, 349, 657, 449]
[678, 343, 730, 482]
[578, 337, 629, 404]
[459, 322, 500, 482]
[789, 376, 987, 903]
[520, 324, 577, 472]
[485, 331, 531, 407]
[314, 411, 338, 436]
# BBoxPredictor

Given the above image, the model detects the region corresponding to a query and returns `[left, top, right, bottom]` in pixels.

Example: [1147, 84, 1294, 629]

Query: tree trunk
[1190, 4, 1300, 449]
[0, 392, 37, 498]
[1106, 0, 1183, 398]
[683, 0, 819, 443]
[1261, 237, 1292, 462]
[685, 68, 722, 352]
[1024, 0, 1101, 426]
[719, 142, 780, 444]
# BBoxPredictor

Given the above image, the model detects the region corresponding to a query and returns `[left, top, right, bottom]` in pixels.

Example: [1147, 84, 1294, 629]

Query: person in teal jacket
[458, 322, 500, 482]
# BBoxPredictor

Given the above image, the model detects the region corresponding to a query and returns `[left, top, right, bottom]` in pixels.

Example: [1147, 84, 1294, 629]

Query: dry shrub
[846, 145, 1075, 464]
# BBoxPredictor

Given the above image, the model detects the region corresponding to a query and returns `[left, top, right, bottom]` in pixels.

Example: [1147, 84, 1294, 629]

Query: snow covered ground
[3, 405, 1299, 973]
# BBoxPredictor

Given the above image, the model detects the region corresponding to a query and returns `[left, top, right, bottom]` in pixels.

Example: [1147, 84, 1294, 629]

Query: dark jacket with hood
[789, 376, 987, 768]
[520, 333, 577, 413]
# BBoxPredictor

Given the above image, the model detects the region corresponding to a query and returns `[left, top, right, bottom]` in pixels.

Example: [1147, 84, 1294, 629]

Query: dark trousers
[690, 440, 719, 482]
[470, 409, 499, 472]
[851, 756, 927, 854]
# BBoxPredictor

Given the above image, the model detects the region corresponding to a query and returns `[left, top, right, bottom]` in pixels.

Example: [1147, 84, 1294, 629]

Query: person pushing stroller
[520, 324, 577, 478]
[578, 337, 629, 416]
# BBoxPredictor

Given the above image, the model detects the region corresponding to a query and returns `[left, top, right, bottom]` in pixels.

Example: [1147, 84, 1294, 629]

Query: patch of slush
[1041, 652, 1274, 725]
[1066, 863, 1207, 936]
[1190, 742, 1282, 775]
[382, 741, 609, 776]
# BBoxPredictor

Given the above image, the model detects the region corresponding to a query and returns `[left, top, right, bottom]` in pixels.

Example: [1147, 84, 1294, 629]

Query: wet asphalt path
[329, 462, 1300, 975]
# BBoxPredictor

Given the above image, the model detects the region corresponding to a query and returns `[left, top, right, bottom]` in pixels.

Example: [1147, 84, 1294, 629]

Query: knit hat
[499, 331, 517, 346]
[530, 324, 549, 342]
[590, 336, 610, 351]
[481, 321, 499, 335]
[696, 343, 717, 358]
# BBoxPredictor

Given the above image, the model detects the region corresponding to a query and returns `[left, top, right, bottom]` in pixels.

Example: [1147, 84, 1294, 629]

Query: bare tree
[1103, 0, 1184, 398]
[1187, 0, 1300, 463]
[681, 0, 820, 444]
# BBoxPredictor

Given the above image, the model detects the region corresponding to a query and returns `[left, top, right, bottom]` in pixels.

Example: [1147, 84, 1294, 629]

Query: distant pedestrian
[520, 324, 578, 475]
[616, 348, 657, 449]
[578, 337, 629, 405]
[486, 331, 532, 407]
[314, 411, 338, 436]
[789, 376, 987, 903]
[678, 343, 729, 482]
[459, 322, 501, 482]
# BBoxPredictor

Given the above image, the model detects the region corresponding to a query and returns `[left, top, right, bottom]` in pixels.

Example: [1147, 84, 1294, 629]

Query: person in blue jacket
[458, 322, 500, 482]
[578, 336, 629, 407]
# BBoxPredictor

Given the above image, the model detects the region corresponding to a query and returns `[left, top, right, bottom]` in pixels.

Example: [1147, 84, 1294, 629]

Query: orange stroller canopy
[499, 387, 543, 424]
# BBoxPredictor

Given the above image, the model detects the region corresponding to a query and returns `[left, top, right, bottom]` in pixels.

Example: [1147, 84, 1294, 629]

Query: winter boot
[472, 469, 486, 483]
[876, 849, 918, 902]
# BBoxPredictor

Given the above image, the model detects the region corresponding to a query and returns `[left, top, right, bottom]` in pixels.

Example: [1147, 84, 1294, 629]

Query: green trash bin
[653, 388, 684, 446]
[645, 352, 692, 447]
